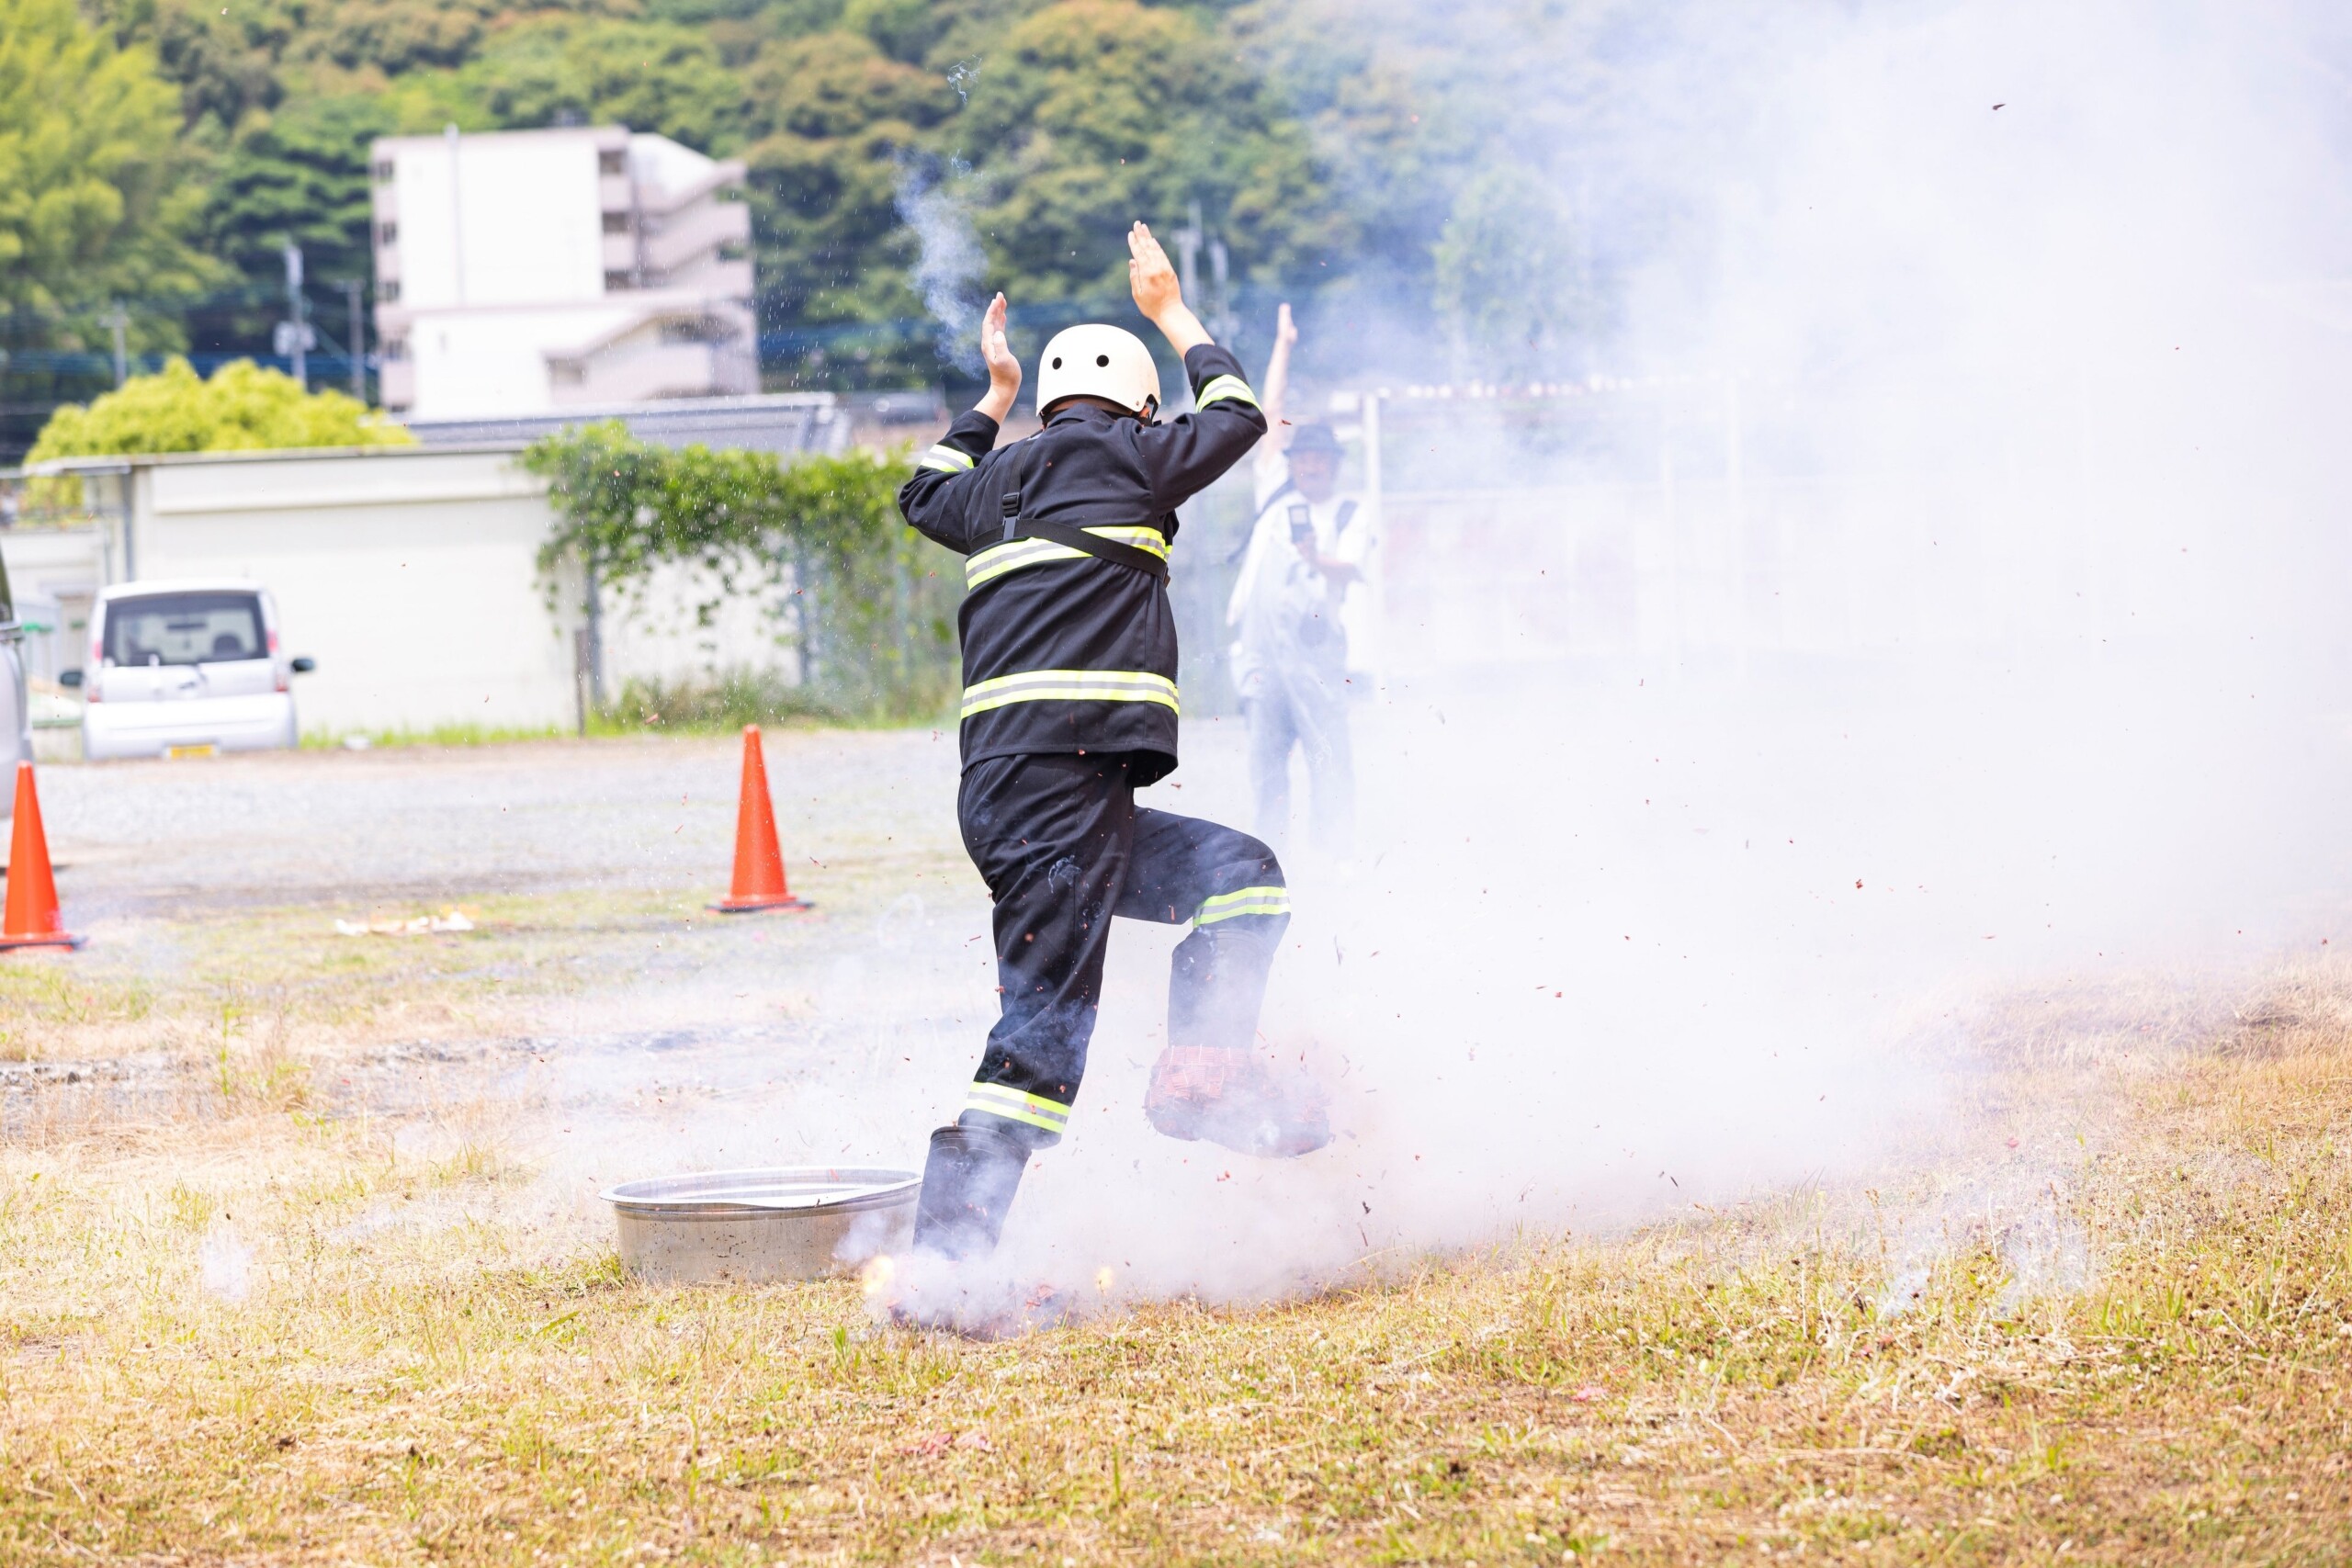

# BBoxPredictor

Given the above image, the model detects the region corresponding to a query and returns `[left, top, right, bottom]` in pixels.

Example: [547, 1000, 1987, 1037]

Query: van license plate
[164, 744, 219, 760]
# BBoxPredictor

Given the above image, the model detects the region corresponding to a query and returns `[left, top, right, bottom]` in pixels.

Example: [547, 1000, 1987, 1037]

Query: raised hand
[975, 292, 1019, 423]
[1275, 301, 1297, 349]
[1127, 222, 1183, 321]
[1129, 221, 1210, 354]
[980, 292, 1019, 391]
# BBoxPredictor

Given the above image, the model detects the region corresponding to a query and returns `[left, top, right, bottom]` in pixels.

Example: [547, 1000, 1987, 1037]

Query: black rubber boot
[910, 1122, 1029, 1261]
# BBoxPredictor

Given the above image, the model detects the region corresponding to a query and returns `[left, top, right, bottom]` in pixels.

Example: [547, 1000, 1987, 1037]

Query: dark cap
[1287, 422, 1343, 457]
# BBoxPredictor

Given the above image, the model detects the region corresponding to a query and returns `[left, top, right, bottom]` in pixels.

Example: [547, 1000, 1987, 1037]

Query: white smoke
[544, 0, 2352, 1324]
[896, 158, 989, 376]
[876, 0, 2352, 1311]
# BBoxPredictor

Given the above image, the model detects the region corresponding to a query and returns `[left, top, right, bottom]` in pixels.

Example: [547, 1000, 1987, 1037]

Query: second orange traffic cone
[709, 725, 812, 914]
[0, 761, 82, 951]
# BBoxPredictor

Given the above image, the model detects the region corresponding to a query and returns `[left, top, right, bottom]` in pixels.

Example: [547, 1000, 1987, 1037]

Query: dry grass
[3, 959, 2350, 1564]
[0, 886, 825, 1067]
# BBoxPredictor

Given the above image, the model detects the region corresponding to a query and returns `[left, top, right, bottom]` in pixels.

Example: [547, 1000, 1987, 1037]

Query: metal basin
[600, 1167, 919, 1285]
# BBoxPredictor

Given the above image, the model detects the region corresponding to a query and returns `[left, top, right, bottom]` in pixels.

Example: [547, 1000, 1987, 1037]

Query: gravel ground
[33, 728, 972, 919]
[6, 726, 1268, 1190]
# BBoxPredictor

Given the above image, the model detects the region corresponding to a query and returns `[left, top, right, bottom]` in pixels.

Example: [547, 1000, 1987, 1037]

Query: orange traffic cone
[709, 726, 812, 914]
[0, 761, 82, 951]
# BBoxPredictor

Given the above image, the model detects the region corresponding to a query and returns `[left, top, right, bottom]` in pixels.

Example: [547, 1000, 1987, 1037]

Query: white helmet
[1035, 323, 1161, 418]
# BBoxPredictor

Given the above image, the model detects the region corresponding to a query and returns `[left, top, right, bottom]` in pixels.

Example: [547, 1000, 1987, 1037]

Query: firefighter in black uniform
[896, 222, 1331, 1273]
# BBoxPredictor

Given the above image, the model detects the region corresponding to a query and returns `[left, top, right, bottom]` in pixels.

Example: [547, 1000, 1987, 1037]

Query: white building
[371, 126, 758, 420]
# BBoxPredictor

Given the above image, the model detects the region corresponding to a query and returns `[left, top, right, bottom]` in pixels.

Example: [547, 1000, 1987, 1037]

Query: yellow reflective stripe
[965, 527, 1169, 591]
[1085, 525, 1170, 558]
[960, 669, 1179, 719]
[1194, 884, 1292, 927]
[1196, 375, 1261, 411]
[965, 1082, 1070, 1133]
[919, 444, 976, 473]
[967, 538, 1080, 589]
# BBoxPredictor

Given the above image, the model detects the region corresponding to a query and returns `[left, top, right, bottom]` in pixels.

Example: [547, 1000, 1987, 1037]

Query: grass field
[5, 926, 2347, 1563]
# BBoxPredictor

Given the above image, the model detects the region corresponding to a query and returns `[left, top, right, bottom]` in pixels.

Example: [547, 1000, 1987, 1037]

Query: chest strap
[996, 439, 1170, 584]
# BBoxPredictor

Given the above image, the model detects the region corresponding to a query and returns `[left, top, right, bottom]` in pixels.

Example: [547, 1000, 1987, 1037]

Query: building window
[598, 149, 627, 175]
[659, 316, 733, 344]
[382, 336, 408, 361]
[373, 159, 394, 185]
[602, 211, 631, 234]
[550, 361, 587, 386]
[378, 221, 398, 246]
[604, 271, 634, 292]
[379, 280, 401, 303]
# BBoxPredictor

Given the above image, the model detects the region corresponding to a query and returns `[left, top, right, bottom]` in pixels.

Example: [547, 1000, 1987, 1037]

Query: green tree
[847, 0, 1039, 73]
[290, 0, 503, 77]
[28, 357, 415, 458]
[0, 0, 216, 324]
[460, 17, 750, 152]
[87, 0, 286, 135]
[204, 93, 401, 294]
[524, 421, 954, 717]
[1432, 161, 1582, 378]
[742, 30, 956, 325]
[954, 0, 1348, 307]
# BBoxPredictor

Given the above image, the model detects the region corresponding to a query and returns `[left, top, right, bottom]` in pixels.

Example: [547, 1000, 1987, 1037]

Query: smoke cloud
[896, 157, 989, 376]
[534, 0, 2352, 1324]
[877, 0, 2352, 1312]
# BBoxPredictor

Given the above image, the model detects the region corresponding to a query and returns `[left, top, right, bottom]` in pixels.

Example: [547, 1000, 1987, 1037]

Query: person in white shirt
[1226, 303, 1374, 858]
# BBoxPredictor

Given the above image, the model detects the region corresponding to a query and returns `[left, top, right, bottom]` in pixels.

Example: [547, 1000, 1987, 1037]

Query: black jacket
[898, 343, 1266, 785]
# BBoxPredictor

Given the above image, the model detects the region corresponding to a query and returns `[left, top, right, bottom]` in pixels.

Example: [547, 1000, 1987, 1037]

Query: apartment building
[371, 126, 757, 419]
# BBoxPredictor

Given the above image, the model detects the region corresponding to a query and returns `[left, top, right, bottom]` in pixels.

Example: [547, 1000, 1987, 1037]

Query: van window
[104, 592, 266, 666]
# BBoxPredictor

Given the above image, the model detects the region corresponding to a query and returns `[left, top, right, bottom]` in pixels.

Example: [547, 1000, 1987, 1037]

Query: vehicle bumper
[83, 694, 299, 761]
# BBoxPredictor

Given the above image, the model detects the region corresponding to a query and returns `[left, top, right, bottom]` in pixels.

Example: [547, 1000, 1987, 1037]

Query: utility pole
[105, 303, 129, 386]
[279, 242, 309, 387]
[1206, 232, 1236, 344]
[1172, 202, 1204, 314]
[345, 278, 367, 401]
[1173, 201, 1237, 346]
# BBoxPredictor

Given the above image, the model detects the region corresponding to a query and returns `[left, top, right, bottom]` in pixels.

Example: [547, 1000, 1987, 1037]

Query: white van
[66, 581, 315, 761]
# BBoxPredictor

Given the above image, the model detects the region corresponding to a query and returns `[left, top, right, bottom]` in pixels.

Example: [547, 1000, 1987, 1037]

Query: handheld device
[1287, 502, 1313, 545]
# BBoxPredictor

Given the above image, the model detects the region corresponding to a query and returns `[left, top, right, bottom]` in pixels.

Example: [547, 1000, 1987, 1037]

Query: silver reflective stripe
[1194, 885, 1291, 927]
[919, 443, 976, 474]
[965, 1081, 1071, 1134]
[960, 669, 1179, 719]
[1195, 375, 1261, 411]
[966, 525, 1169, 591]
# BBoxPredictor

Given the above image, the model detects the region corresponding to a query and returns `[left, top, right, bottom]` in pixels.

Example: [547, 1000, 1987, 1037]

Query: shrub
[523, 422, 958, 723]
[28, 357, 414, 460]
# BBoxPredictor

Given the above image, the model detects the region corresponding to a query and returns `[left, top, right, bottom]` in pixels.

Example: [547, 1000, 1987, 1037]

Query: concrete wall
[5, 445, 809, 739]
[139, 447, 580, 733]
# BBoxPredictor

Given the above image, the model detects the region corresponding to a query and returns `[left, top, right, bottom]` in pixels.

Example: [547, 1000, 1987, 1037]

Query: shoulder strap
[1022, 518, 1170, 581]
[1335, 498, 1359, 533]
[997, 439, 1030, 543]
[994, 431, 1170, 583]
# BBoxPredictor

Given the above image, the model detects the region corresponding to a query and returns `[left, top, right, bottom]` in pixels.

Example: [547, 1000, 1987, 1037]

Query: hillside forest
[1, 0, 1633, 455]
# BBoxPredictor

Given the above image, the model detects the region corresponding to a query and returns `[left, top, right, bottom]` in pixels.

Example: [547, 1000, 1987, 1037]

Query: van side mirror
[290, 657, 316, 674]
[58, 669, 82, 689]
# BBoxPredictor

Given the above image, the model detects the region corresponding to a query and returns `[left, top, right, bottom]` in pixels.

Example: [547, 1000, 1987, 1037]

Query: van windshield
[104, 592, 267, 667]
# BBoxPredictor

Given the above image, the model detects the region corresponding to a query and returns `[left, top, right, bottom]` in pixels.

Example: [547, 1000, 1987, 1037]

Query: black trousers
[956, 751, 1290, 1147]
